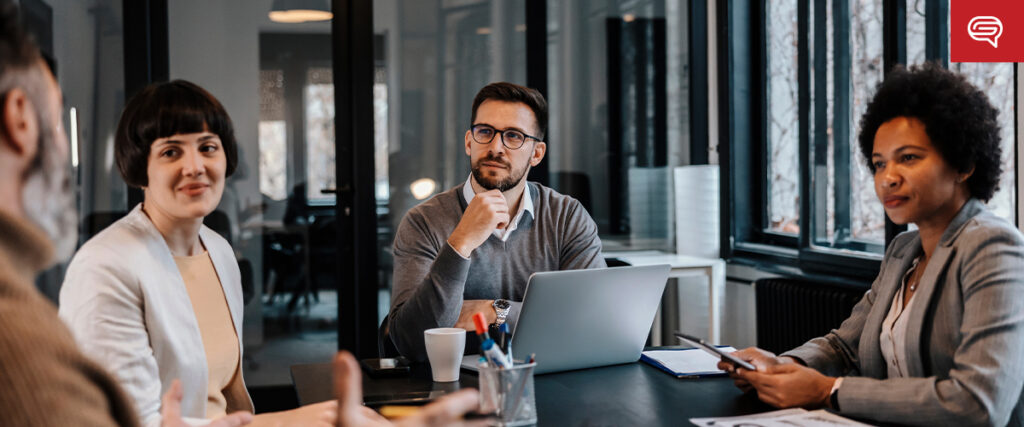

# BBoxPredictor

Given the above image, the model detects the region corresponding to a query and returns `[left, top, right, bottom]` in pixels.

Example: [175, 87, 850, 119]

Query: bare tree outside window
[766, 0, 801, 234]
[906, 0, 927, 66]
[848, 0, 885, 243]
[953, 62, 1016, 222]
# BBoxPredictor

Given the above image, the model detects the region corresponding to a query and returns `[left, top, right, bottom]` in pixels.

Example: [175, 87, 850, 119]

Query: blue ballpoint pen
[499, 323, 512, 364]
[480, 338, 511, 369]
[498, 323, 506, 352]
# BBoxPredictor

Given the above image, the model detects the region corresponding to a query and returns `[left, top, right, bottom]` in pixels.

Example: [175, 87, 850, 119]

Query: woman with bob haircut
[723, 62, 1024, 426]
[59, 80, 336, 426]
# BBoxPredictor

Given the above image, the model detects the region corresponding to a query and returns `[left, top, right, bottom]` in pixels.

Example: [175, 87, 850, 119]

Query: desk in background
[603, 251, 726, 344]
[292, 355, 769, 426]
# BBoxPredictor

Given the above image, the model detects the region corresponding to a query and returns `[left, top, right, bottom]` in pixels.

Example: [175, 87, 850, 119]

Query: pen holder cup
[478, 361, 537, 426]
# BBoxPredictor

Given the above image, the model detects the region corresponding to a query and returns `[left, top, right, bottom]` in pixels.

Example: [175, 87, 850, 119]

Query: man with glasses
[387, 82, 606, 361]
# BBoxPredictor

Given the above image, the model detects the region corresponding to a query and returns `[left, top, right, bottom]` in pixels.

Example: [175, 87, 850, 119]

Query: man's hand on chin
[454, 300, 496, 330]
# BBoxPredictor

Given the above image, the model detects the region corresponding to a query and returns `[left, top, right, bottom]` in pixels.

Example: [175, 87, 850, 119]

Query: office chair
[553, 171, 593, 212]
[377, 315, 401, 358]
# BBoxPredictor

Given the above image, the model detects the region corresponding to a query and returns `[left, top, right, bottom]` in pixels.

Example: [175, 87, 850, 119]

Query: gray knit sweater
[388, 182, 606, 361]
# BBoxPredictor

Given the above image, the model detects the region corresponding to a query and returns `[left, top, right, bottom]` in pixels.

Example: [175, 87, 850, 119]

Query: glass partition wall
[41, 0, 700, 390]
[372, 0, 697, 343]
[372, 0, 528, 326]
[167, 0, 338, 387]
[547, 0, 692, 252]
[35, 0, 126, 300]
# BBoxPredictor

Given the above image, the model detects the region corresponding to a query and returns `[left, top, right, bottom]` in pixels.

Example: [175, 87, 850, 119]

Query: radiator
[754, 278, 868, 354]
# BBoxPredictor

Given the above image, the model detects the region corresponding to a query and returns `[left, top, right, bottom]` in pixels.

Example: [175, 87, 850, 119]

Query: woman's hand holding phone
[716, 347, 794, 393]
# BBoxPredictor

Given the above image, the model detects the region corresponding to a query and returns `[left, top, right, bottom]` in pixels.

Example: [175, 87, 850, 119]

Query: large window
[764, 0, 800, 236]
[723, 0, 1020, 278]
[846, 0, 885, 244]
[953, 62, 1017, 221]
[807, 0, 887, 253]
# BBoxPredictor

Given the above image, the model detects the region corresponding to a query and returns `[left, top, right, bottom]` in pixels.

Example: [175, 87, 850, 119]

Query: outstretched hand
[333, 351, 489, 427]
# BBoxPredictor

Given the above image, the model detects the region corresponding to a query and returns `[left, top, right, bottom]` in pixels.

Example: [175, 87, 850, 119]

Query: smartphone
[363, 390, 444, 407]
[359, 357, 411, 378]
[673, 332, 756, 371]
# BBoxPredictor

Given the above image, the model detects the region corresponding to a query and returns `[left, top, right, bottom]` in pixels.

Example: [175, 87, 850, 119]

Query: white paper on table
[690, 409, 874, 426]
[641, 347, 738, 376]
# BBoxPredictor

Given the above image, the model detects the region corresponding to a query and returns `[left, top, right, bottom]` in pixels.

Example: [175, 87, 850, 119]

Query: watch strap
[493, 299, 510, 325]
[828, 377, 843, 411]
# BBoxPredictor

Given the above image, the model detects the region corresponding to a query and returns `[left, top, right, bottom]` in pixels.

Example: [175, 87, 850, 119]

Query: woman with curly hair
[723, 62, 1024, 426]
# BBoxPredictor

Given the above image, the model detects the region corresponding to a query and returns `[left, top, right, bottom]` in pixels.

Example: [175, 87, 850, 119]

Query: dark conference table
[291, 348, 773, 426]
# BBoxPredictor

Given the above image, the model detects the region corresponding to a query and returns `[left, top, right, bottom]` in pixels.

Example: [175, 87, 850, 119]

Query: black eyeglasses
[470, 124, 542, 150]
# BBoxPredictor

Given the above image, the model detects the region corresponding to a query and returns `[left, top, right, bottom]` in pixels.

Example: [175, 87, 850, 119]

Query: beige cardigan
[60, 204, 253, 426]
[0, 209, 138, 426]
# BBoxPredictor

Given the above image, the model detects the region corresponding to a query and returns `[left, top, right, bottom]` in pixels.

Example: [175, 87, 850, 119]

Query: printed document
[690, 408, 873, 426]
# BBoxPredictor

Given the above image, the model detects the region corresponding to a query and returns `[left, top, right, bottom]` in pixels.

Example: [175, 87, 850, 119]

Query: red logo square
[950, 1, 1024, 62]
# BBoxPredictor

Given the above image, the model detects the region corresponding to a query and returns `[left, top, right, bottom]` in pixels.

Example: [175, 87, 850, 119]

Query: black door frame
[123, 0, 167, 208]
[332, 0, 378, 358]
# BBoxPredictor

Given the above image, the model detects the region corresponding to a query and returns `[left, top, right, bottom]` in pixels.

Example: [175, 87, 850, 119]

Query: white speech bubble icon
[968, 16, 1003, 48]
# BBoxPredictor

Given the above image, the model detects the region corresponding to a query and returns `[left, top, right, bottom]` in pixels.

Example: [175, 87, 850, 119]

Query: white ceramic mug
[424, 328, 466, 382]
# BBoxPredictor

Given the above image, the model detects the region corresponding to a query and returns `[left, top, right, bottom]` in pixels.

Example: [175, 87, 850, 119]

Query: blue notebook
[640, 346, 738, 378]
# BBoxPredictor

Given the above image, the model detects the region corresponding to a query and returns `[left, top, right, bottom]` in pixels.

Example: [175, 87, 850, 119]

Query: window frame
[719, 0, 1018, 281]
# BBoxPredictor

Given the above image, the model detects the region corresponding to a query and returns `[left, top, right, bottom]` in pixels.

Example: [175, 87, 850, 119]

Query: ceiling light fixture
[410, 178, 437, 200]
[269, 0, 332, 23]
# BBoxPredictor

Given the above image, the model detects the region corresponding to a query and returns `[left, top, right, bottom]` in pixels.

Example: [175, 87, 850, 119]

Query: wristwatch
[492, 299, 511, 326]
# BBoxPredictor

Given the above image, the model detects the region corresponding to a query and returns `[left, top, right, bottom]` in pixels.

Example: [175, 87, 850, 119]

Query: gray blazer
[784, 199, 1024, 427]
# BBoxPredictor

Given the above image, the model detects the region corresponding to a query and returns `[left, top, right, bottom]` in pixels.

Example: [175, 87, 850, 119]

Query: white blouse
[879, 256, 920, 378]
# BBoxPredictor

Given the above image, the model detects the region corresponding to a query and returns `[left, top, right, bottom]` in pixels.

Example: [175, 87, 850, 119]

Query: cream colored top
[880, 256, 920, 378]
[175, 251, 241, 418]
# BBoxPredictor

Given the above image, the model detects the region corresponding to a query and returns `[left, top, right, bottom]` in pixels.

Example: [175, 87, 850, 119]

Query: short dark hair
[115, 80, 238, 188]
[0, 0, 40, 69]
[470, 82, 548, 141]
[858, 62, 1002, 201]
[0, 0, 46, 113]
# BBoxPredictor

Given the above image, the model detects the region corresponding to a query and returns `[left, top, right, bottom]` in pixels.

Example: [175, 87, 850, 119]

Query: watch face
[494, 299, 511, 310]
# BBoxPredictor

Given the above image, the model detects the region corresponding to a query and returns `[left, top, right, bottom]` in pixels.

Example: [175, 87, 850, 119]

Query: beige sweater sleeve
[0, 277, 139, 427]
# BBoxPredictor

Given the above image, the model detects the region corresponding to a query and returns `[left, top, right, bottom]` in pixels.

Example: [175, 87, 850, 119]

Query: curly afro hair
[857, 62, 1002, 201]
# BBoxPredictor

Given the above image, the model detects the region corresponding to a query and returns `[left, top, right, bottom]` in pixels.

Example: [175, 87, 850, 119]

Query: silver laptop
[496, 264, 670, 375]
